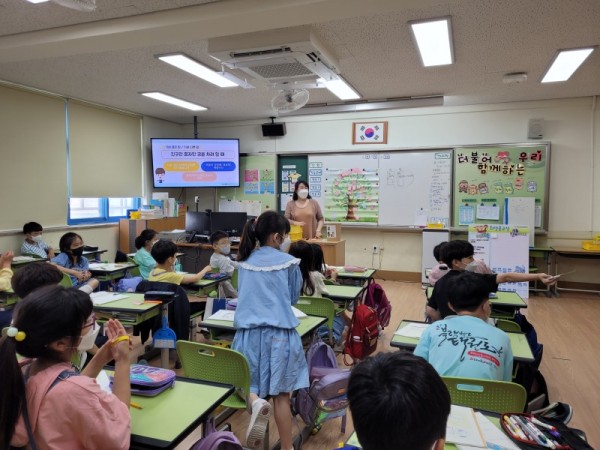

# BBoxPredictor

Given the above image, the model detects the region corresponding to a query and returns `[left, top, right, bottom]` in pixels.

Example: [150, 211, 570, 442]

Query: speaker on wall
[262, 122, 286, 137]
[528, 118, 545, 140]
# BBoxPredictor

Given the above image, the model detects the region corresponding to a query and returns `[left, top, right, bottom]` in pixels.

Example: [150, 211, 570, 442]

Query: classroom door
[278, 155, 308, 214]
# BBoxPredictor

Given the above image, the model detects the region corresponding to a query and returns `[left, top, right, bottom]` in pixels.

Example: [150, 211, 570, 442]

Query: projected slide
[152, 138, 240, 188]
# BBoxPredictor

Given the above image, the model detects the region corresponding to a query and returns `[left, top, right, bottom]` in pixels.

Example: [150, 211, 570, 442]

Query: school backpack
[190, 417, 243, 450]
[364, 282, 391, 329]
[293, 339, 350, 434]
[343, 303, 379, 365]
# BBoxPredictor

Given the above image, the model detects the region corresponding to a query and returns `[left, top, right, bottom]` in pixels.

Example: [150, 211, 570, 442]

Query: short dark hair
[433, 241, 448, 262]
[348, 352, 450, 450]
[292, 180, 311, 201]
[11, 262, 63, 298]
[440, 240, 474, 267]
[134, 229, 157, 250]
[446, 271, 492, 312]
[210, 230, 229, 245]
[150, 239, 177, 264]
[58, 232, 83, 254]
[23, 222, 43, 234]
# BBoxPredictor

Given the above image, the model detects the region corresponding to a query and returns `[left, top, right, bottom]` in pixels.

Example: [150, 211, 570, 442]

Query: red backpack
[364, 283, 391, 329]
[343, 303, 379, 365]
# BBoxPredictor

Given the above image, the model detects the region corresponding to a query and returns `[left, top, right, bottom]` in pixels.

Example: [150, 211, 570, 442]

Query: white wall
[183, 97, 600, 279]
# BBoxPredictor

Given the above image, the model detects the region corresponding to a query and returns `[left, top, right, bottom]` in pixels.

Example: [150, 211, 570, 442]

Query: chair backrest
[495, 319, 521, 332]
[442, 376, 527, 414]
[127, 256, 141, 277]
[59, 272, 73, 287]
[176, 340, 250, 410]
[230, 268, 238, 289]
[297, 296, 336, 332]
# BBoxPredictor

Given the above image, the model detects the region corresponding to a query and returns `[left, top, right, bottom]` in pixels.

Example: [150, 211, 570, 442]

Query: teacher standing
[284, 180, 325, 240]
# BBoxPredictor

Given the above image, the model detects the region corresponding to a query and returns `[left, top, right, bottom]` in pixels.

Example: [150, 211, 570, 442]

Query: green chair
[296, 296, 336, 344]
[126, 256, 141, 277]
[496, 319, 521, 332]
[230, 268, 238, 290]
[442, 376, 527, 414]
[176, 340, 250, 411]
[59, 273, 73, 287]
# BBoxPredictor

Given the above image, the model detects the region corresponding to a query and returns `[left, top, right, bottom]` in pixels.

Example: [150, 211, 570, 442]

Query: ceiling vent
[208, 26, 340, 85]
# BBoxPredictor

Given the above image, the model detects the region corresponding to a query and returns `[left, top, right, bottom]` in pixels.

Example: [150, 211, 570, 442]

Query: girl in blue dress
[233, 211, 308, 450]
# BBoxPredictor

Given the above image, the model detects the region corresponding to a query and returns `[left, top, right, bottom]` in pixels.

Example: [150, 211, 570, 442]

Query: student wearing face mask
[416, 271, 514, 381]
[51, 232, 99, 291]
[232, 211, 307, 450]
[284, 180, 324, 240]
[133, 229, 159, 279]
[21, 222, 55, 259]
[209, 230, 238, 297]
[426, 240, 555, 322]
[0, 285, 131, 450]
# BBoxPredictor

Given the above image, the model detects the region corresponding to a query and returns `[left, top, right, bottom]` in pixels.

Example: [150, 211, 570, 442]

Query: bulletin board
[453, 144, 550, 232]
[217, 154, 277, 214]
[307, 149, 452, 227]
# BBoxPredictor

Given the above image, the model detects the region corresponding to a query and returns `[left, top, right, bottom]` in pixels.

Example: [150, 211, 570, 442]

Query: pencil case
[112, 364, 176, 397]
[501, 413, 592, 450]
[203, 272, 229, 280]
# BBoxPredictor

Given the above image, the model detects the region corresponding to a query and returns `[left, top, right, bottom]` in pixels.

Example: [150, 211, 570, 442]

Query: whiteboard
[378, 150, 452, 226]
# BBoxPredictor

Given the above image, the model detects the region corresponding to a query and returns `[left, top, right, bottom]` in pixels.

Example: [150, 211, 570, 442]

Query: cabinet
[119, 217, 185, 253]
[312, 239, 345, 266]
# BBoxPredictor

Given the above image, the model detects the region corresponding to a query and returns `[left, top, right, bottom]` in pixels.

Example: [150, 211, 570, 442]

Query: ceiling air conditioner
[208, 26, 340, 85]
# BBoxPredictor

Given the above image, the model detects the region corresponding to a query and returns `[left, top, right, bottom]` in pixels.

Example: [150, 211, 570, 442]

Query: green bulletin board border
[452, 143, 550, 232]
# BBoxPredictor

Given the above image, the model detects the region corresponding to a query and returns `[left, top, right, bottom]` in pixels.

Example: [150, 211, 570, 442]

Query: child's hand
[0, 251, 14, 269]
[539, 273, 557, 286]
[329, 268, 338, 281]
[105, 319, 130, 363]
[200, 265, 212, 275]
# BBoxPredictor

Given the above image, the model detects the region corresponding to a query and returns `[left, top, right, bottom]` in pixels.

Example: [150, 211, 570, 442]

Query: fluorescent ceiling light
[141, 92, 207, 111]
[319, 78, 361, 100]
[158, 54, 237, 88]
[410, 17, 454, 67]
[26, 0, 50, 3]
[541, 47, 595, 83]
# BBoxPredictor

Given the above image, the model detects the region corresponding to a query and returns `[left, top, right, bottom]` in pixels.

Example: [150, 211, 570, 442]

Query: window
[69, 197, 141, 224]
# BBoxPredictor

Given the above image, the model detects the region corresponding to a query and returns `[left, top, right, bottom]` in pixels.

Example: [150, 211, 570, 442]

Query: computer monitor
[210, 212, 248, 237]
[185, 212, 211, 236]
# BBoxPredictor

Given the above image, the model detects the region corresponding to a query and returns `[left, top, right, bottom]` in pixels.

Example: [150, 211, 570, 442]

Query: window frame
[68, 197, 141, 224]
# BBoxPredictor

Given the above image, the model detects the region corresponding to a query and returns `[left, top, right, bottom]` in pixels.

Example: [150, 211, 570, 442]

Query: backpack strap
[18, 368, 79, 450]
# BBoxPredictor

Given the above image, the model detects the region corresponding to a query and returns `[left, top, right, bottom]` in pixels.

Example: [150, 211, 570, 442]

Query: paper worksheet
[394, 322, 429, 338]
[446, 405, 486, 448]
[90, 292, 128, 305]
[208, 309, 236, 321]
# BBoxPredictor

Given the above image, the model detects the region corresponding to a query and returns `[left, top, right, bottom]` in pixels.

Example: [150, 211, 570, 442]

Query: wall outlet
[194, 196, 200, 203]
[372, 244, 380, 254]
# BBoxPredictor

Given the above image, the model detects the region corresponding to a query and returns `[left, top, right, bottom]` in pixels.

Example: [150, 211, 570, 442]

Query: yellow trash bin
[290, 224, 303, 241]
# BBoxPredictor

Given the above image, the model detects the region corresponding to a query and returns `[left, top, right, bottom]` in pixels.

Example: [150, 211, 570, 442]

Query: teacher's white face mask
[297, 189, 309, 199]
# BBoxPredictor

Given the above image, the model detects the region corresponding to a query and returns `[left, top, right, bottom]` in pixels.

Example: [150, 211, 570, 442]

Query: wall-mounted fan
[271, 89, 310, 113]
[51, 0, 96, 11]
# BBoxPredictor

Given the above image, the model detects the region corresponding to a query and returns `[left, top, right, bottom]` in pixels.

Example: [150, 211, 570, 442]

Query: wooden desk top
[552, 246, 600, 256]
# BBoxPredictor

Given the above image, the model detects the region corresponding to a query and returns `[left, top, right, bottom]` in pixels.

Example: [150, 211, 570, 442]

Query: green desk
[89, 262, 139, 282]
[426, 287, 527, 309]
[345, 413, 527, 449]
[336, 268, 377, 286]
[323, 285, 365, 305]
[11, 256, 47, 270]
[93, 293, 161, 326]
[200, 314, 326, 339]
[110, 372, 234, 449]
[185, 276, 230, 295]
[0, 290, 18, 312]
[391, 320, 534, 363]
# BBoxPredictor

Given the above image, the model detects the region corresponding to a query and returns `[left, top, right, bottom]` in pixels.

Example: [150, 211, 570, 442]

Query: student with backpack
[0, 285, 131, 449]
[232, 211, 308, 450]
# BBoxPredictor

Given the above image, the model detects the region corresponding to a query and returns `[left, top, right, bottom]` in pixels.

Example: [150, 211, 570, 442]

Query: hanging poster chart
[504, 197, 535, 246]
[278, 156, 308, 213]
[468, 224, 530, 299]
[308, 154, 379, 224]
[378, 150, 452, 227]
[453, 144, 549, 231]
[217, 155, 276, 213]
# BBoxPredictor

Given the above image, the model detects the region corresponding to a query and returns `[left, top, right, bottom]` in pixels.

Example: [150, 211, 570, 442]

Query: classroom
[1, 0, 599, 449]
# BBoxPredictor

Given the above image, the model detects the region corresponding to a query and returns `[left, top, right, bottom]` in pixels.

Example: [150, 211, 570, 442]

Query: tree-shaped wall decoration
[330, 168, 376, 221]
